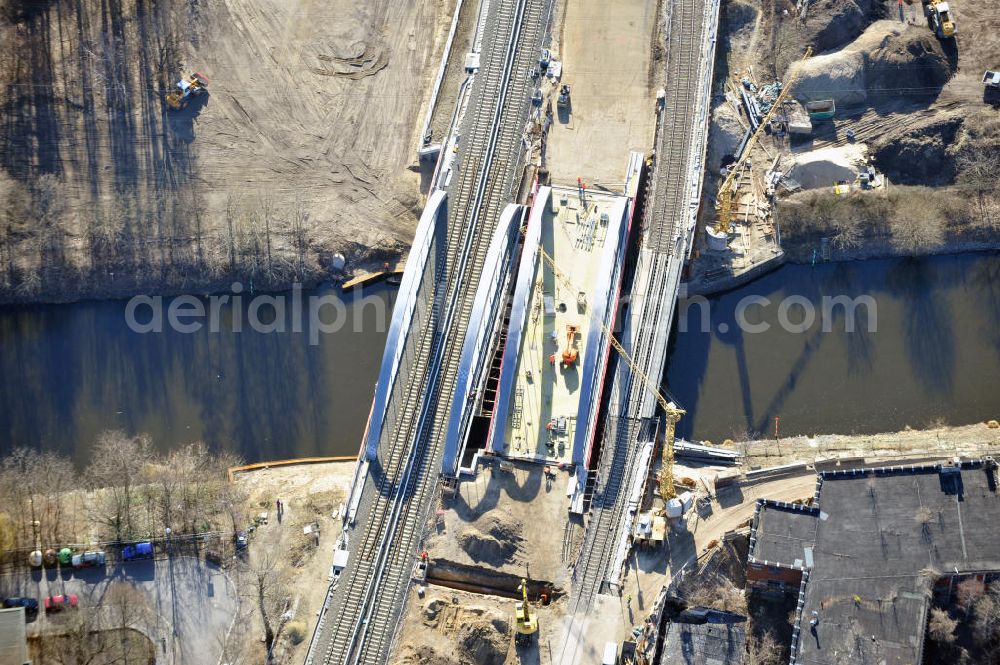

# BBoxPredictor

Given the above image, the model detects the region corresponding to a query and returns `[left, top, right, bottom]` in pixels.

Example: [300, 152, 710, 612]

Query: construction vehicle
[924, 0, 956, 39]
[561, 324, 579, 367]
[557, 84, 571, 108]
[713, 47, 812, 237]
[514, 578, 538, 645]
[537, 246, 685, 498]
[166, 72, 209, 110]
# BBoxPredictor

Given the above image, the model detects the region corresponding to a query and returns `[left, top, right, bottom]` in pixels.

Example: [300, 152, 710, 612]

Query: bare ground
[0, 0, 452, 303]
[231, 461, 354, 663]
[703, 0, 1000, 265]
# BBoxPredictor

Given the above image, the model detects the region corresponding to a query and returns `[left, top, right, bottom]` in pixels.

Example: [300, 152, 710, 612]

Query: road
[0, 556, 237, 665]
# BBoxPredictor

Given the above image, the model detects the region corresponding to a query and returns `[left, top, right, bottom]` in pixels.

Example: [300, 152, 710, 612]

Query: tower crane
[713, 47, 813, 236]
[537, 246, 685, 499]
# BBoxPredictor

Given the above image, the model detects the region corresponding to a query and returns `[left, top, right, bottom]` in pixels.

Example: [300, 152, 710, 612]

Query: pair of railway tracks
[306, 1, 551, 663]
[558, 0, 712, 661]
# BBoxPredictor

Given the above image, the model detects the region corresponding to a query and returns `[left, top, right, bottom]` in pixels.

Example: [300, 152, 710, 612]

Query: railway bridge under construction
[304, 0, 721, 661]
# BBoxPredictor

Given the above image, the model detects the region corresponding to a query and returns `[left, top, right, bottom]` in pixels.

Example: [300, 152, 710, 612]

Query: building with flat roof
[0, 608, 29, 665]
[748, 459, 1000, 665]
[660, 621, 746, 665]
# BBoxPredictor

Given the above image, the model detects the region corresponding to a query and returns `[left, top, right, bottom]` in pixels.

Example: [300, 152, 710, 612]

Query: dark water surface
[0, 284, 395, 465]
[666, 252, 1000, 443]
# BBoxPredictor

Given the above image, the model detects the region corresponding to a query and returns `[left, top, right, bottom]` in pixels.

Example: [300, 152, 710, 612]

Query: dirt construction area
[230, 461, 354, 663]
[424, 459, 575, 586]
[0, 0, 450, 302]
[544, 0, 660, 186]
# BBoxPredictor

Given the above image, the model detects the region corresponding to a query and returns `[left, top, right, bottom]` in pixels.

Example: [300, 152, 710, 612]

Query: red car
[44, 594, 78, 612]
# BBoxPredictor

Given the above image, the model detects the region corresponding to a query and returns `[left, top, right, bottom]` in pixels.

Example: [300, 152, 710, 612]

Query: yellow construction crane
[713, 47, 813, 236]
[537, 246, 685, 499]
[514, 578, 538, 645]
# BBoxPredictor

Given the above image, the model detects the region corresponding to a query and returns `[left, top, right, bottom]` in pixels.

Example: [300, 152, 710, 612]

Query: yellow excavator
[537, 246, 685, 499]
[514, 578, 538, 645]
[166, 72, 209, 110]
[925, 0, 956, 39]
[713, 47, 812, 237]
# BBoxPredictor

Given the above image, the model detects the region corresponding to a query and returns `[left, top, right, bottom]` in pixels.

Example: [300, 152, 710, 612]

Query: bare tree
[104, 581, 152, 665]
[957, 578, 986, 617]
[928, 607, 958, 644]
[239, 550, 289, 654]
[86, 431, 153, 542]
[746, 630, 783, 665]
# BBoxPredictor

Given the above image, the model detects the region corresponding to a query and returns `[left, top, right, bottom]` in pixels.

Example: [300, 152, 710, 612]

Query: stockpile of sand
[708, 101, 746, 171]
[803, 0, 882, 52]
[785, 144, 868, 189]
[791, 22, 953, 108]
[457, 515, 525, 566]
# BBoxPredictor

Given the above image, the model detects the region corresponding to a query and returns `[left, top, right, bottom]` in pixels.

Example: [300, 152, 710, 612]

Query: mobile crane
[713, 47, 812, 237]
[537, 246, 685, 498]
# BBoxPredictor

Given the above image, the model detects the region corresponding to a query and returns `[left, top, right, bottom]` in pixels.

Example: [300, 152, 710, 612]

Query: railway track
[305, 1, 551, 663]
[558, 0, 713, 660]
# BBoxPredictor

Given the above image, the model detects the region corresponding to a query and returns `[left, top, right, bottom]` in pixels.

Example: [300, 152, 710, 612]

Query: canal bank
[0, 283, 395, 465]
[666, 251, 1000, 444]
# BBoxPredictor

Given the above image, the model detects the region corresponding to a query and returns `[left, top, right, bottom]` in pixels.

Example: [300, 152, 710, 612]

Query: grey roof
[0, 608, 28, 665]
[749, 460, 1000, 665]
[661, 621, 746, 665]
[750, 501, 819, 568]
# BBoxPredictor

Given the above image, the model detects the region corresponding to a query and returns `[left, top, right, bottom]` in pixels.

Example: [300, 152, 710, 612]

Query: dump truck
[166, 72, 209, 110]
[925, 0, 956, 39]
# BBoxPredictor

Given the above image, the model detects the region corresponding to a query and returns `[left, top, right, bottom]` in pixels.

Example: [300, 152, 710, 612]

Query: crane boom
[536, 246, 684, 498]
[714, 47, 813, 235]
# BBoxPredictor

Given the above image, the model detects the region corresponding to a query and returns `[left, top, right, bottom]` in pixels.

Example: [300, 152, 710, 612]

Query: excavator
[537, 247, 685, 498]
[924, 0, 956, 39]
[166, 72, 209, 110]
[514, 578, 538, 646]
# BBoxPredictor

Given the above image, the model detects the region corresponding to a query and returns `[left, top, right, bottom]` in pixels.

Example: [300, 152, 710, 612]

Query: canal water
[0, 284, 394, 465]
[666, 251, 1000, 443]
[2, 253, 998, 465]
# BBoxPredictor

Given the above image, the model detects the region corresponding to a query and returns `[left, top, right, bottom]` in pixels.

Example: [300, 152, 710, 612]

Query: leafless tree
[86, 431, 153, 542]
[928, 607, 958, 644]
[0, 448, 77, 549]
[746, 630, 783, 665]
[957, 578, 986, 617]
[239, 550, 289, 654]
[104, 581, 153, 665]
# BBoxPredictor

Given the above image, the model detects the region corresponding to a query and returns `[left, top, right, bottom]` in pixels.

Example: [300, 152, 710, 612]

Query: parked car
[71, 551, 106, 569]
[57, 548, 74, 566]
[122, 542, 153, 561]
[234, 531, 249, 551]
[44, 594, 78, 612]
[2, 597, 39, 618]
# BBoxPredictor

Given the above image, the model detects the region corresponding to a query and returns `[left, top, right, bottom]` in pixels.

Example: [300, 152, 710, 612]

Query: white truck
[984, 71, 1000, 89]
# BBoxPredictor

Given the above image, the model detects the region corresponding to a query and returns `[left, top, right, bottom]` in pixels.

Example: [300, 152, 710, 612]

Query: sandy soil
[544, 0, 660, 186]
[232, 460, 355, 662]
[0, 0, 452, 302]
[426, 459, 574, 585]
